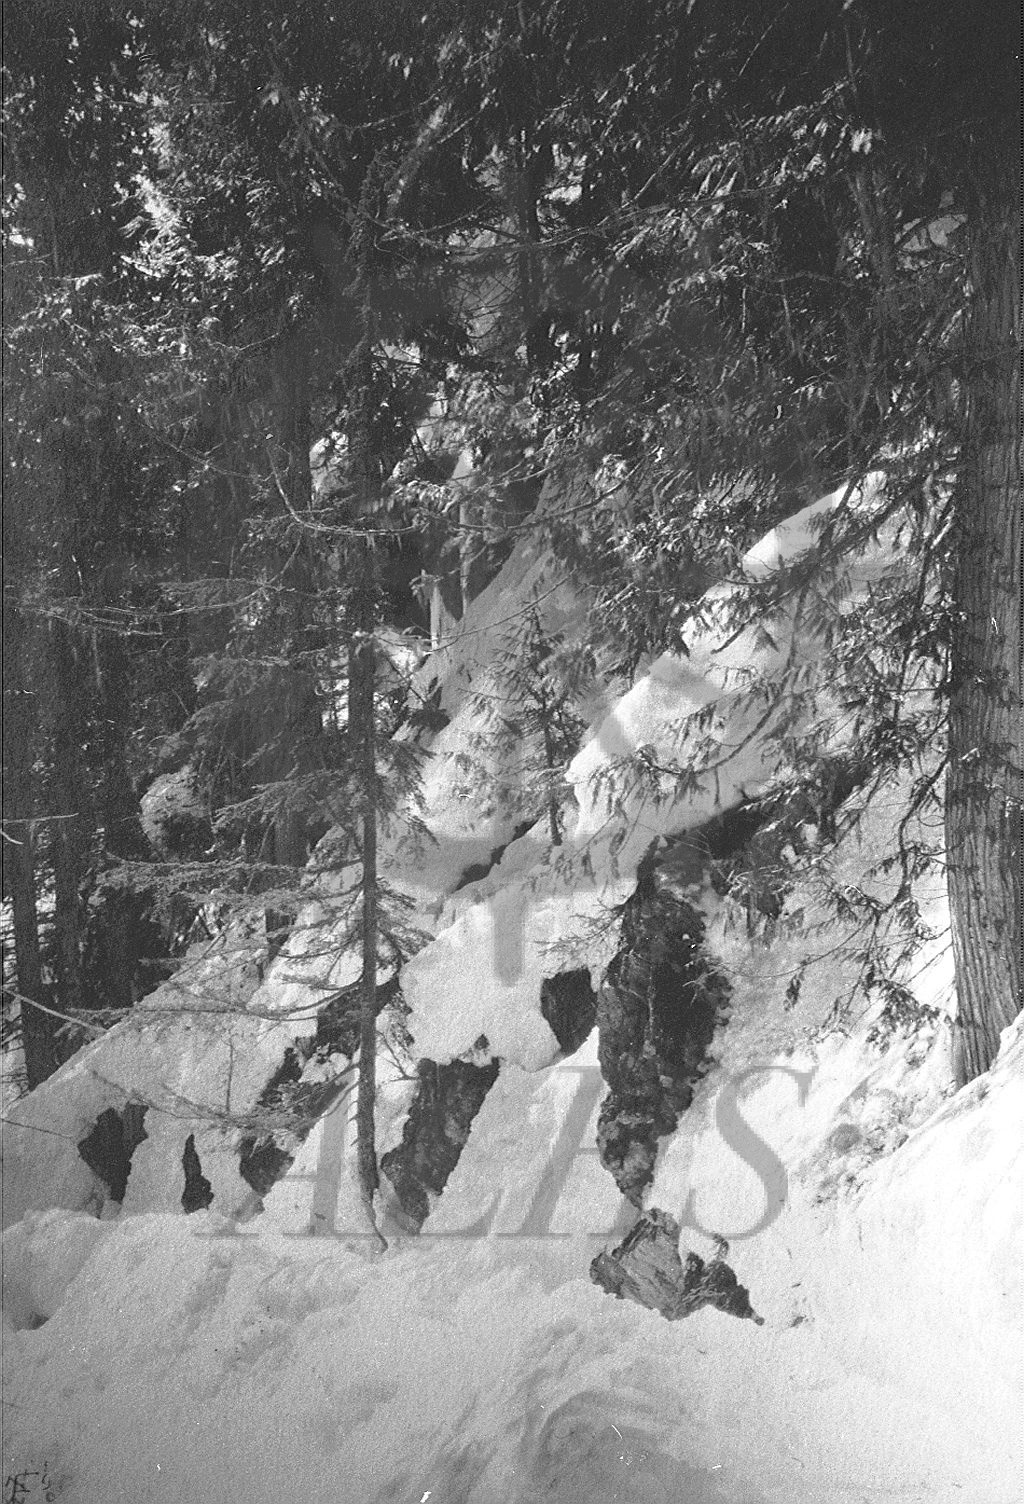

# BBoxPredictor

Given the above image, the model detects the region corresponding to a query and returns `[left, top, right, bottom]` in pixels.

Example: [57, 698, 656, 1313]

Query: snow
[238, 526, 590, 1026]
[1, 534, 587, 1228]
[0, 936, 297, 1227]
[2, 483, 1021, 1503]
[3, 907, 1021, 1501]
[738, 474, 881, 581]
[401, 476, 900, 1070]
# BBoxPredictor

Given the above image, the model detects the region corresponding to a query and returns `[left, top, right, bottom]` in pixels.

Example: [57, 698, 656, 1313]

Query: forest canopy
[2, 0, 1019, 1136]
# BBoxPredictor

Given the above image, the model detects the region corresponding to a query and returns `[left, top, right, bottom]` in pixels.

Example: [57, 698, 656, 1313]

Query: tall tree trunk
[946, 175, 1023, 1084]
[349, 565, 384, 1243]
[93, 632, 155, 1015]
[347, 192, 386, 1246]
[2, 593, 52, 1088]
[46, 624, 90, 1035]
[271, 331, 318, 870]
[513, 127, 549, 371]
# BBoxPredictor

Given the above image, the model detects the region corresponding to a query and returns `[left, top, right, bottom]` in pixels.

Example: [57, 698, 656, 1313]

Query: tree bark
[46, 624, 90, 1034]
[513, 126, 549, 371]
[271, 331, 319, 869]
[946, 176, 1023, 1084]
[349, 572, 383, 1239]
[2, 594, 52, 1088]
[347, 193, 386, 1244]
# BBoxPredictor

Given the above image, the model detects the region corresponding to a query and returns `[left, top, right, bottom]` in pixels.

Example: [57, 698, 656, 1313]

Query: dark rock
[596, 845, 728, 1202]
[452, 818, 535, 893]
[591, 762, 870, 1207]
[381, 1056, 501, 1227]
[540, 968, 597, 1056]
[237, 978, 399, 1198]
[77, 1102, 148, 1204]
[590, 1209, 763, 1324]
[181, 1132, 214, 1213]
[697, 754, 870, 924]
[828, 1121, 863, 1153]
[238, 1137, 295, 1200]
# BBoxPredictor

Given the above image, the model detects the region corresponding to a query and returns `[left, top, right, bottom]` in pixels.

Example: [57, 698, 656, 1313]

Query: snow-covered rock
[2, 482, 1020, 1504]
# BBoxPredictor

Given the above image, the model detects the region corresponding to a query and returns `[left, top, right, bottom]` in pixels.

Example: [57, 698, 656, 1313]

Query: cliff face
[597, 848, 727, 1203]
[381, 1056, 501, 1228]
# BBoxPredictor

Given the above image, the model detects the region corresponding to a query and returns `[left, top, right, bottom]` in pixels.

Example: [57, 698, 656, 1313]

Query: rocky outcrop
[238, 977, 398, 1198]
[592, 758, 870, 1206]
[596, 845, 729, 1203]
[451, 817, 535, 892]
[181, 1133, 214, 1213]
[381, 1055, 501, 1227]
[77, 1102, 148, 1204]
[590, 1210, 763, 1324]
[688, 752, 869, 928]
[540, 968, 597, 1055]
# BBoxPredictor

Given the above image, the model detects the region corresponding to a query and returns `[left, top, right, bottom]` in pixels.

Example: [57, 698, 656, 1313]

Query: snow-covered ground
[2, 483, 1021, 1503]
[4, 859, 1020, 1502]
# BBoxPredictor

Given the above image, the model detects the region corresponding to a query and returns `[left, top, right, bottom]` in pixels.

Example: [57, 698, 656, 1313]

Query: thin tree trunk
[2, 597, 51, 1088]
[347, 189, 386, 1246]
[47, 625, 90, 1034]
[508, 119, 555, 380]
[349, 571, 384, 1245]
[273, 332, 318, 869]
[90, 630, 155, 1013]
[946, 176, 1023, 1084]
[541, 710, 562, 848]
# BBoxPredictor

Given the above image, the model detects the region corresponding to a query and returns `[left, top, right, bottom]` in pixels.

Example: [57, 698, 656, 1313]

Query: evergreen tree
[533, 0, 1021, 1080]
[692, 0, 1021, 1081]
[3, 2, 191, 1079]
[4, 0, 1016, 1106]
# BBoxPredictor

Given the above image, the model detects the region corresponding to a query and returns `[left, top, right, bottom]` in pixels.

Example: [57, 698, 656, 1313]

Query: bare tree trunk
[348, 571, 384, 1245]
[513, 127, 547, 370]
[256, 331, 321, 872]
[2, 594, 51, 1088]
[347, 189, 387, 1247]
[541, 705, 563, 848]
[47, 625, 90, 1034]
[90, 632, 157, 1014]
[946, 175, 1023, 1084]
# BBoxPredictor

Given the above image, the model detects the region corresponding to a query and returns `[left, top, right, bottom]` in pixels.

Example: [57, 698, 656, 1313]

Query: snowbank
[4, 751, 1021, 1502]
[3, 1002, 1020, 1503]
[1, 972, 293, 1228]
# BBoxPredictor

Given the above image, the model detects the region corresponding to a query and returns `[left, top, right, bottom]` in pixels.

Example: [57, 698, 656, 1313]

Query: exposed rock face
[690, 753, 869, 928]
[540, 968, 597, 1055]
[451, 817, 535, 892]
[181, 1133, 214, 1213]
[381, 1056, 501, 1227]
[591, 760, 872, 1212]
[77, 1103, 148, 1204]
[238, 977, 398, 1198]
[597, 846, 729, 1203]
[590, 1209, 763, 1324]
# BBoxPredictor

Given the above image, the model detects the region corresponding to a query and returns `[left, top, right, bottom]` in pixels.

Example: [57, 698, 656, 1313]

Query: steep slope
[2, 481, 1020, 1503]
[0, 475, 918, 1230]
[3, 788, 1020, 1503]
[0, 529, 584, 1228]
